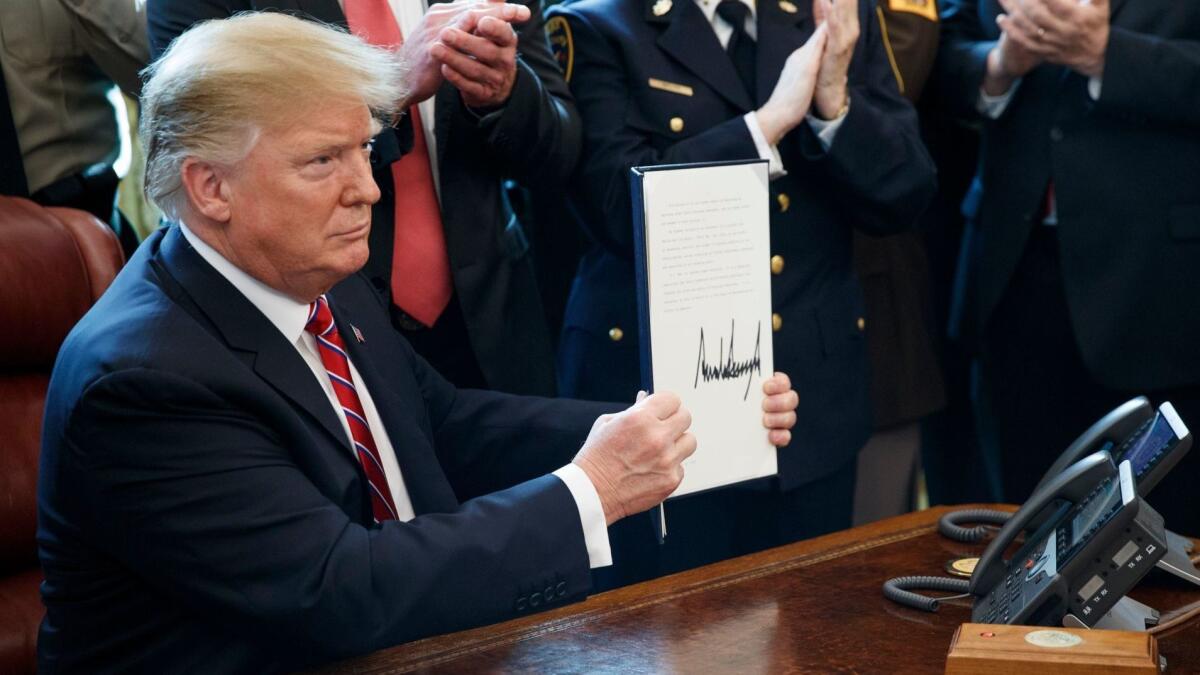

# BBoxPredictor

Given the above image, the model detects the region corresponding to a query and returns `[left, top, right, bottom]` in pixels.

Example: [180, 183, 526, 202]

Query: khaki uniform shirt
[0, 0, 147, 193]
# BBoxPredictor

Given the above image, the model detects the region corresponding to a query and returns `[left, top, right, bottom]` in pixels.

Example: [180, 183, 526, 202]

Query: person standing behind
[149, 0, 579, 396]
[850, 0, 945, 524]
[0, 0, 148, 255]
[936, 0, 1200, 534]
[548, 0, 936, 586]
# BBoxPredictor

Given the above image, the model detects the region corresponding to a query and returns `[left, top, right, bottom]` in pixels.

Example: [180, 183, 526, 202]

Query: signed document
[631, 159, 776, 499]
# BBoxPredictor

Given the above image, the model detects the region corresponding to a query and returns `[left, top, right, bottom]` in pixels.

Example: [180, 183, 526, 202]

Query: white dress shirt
[696, 0, 845, 179]
[179, 223, 612, 567]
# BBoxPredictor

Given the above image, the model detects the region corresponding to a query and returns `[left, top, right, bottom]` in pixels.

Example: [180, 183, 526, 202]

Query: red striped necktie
[343, 0, 453, 327]
[306, 295, 399, 522]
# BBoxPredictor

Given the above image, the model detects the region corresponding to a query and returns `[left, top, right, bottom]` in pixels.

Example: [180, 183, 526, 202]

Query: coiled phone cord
[937, 509, 1013, 543]
[882, 576, 971, 612]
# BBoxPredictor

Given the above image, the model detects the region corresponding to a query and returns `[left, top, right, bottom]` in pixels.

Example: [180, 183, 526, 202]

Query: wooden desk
[323, 505, 1200, 673]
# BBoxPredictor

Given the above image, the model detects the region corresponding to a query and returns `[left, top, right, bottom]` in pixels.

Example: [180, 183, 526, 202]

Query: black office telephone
[938, 398, 1192, 547]
[883, 400, 1196, 628]
[966, 453, 1166, 627]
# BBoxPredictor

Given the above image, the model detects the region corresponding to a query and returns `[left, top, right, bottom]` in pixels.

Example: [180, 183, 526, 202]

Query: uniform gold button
[609, 327, 624, 342]
[777, 193, 790, 213]
[669, 116, 684, 133]
[857, 317, 866, 331]
[770, 255, 785, 275]
[772, 313, 783, 332]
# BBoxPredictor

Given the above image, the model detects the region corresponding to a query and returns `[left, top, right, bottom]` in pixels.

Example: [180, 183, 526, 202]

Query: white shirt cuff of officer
[553, 463, 613, 568]
[805, 104, 849, 150]
[743, 112, 788, 180]
[977, 78, 1021, 119]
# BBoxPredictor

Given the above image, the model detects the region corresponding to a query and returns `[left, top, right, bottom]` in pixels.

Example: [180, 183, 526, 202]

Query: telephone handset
[967, 453, 1167, 627]
[1031, 398, 1191, 499]
[968, 450, 1114, 596]
[937, 397, 1191, 543]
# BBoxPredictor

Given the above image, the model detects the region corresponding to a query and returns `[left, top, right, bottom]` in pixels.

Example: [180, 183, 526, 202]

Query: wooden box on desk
[945, 623, 1159, 674]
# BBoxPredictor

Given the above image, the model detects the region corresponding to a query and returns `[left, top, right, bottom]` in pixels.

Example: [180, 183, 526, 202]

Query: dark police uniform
[547, 0, 936, 585]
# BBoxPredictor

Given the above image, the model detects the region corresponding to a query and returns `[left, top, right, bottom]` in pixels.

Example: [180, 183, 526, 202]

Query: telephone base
[1154, 530, 1200, 586]
[1064, 596, 1160, 632]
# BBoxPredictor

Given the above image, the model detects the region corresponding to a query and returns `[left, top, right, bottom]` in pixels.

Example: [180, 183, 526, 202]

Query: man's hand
[755, 23, 828, 146]
[397, 1, 531, 107]
[811, 0, 860, 120]
[573, 392, 696, 526]
[432, 12, 523, 110]
[996, 0, 1110, 79]
[983, 26, 1042, 95]
[762, 372, 799, 447]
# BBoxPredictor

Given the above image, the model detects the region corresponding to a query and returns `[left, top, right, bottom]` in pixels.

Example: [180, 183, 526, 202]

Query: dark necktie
[716, 0, 757, 101]
[0, 54, 29, 197]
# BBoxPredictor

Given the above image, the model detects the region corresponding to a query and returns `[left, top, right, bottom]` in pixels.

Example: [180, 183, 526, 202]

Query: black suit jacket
[148, 0, 580, 396]
[937, 0, 1200, 390]
[549, 0, 936, 488]
[36, 226, 615, 673]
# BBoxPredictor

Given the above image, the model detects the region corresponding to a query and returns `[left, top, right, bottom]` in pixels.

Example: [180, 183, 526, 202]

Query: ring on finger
[1036, 25, 1046, 38]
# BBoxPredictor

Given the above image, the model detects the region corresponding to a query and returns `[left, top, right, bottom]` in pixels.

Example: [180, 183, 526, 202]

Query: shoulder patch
[545, 16, 575, 83]
[886, 0, 938, 22]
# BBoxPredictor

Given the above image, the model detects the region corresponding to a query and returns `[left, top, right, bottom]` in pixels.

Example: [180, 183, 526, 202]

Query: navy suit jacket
[937, 0, 1200, 390]
[549, 0, 936, 488]
[149, 0, 579, 396]
[37, 226, 614, 673]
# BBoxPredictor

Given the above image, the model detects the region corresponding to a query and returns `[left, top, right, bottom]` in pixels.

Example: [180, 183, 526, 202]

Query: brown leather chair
[0, 196, 124, 675]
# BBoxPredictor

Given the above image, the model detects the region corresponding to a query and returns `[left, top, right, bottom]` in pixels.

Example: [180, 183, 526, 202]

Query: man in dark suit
[37, 13, 800, 672]
[937, 0, 1200, 533]
[149, 0, 578, 396]
[546, 0, 936, 584]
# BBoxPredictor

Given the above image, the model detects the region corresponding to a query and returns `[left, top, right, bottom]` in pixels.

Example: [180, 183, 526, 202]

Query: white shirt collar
[695, 0, 757, 24]
[178, 222, 313, 345]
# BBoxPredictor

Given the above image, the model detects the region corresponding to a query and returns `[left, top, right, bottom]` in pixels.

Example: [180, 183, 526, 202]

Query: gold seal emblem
[945, 557, 979, 578]
[653, 0, 674, 17]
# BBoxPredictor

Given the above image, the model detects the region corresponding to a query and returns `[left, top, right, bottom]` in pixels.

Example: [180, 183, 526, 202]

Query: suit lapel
[653, 0, 755, 112]
[157, 226, 354, 458]
[326, 292, 460, 514]
[755, 0, 813, 107]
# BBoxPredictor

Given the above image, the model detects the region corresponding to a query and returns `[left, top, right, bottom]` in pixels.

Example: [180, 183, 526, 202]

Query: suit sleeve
[1096, 28, 1200, 128]
[408, 343, 621, 502]
[796, 1, 937, 235]
[934, 0, 997, 120]
[470, 0, 583, 187]
[64, 368, 592, 667]
[146, 0, 250, 58]
[554, 8, 764, 252]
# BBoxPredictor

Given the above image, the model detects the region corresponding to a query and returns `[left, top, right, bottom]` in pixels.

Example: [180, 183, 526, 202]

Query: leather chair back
[0, 196, 124, 674]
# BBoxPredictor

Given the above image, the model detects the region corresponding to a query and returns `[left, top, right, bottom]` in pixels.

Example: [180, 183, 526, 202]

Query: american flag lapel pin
[351, 325, 365, 343]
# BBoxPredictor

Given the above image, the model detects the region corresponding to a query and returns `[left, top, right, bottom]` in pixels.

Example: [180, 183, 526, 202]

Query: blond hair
[140, 12, 406, 220]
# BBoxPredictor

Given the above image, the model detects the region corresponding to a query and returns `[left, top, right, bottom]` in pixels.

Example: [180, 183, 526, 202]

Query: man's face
[219, 103, 380, 301]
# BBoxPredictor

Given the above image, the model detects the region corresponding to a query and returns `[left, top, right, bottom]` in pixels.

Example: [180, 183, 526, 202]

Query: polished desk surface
[322, 505, 1200, 674]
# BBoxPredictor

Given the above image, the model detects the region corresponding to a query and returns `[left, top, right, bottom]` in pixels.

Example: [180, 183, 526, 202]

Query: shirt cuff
[552, 463, 613, 569]
[743, 112, 788, 180]
[977, 78, 1021, 119]
[1088, 75, 1102, 100]
[805, 102, 849, 151]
